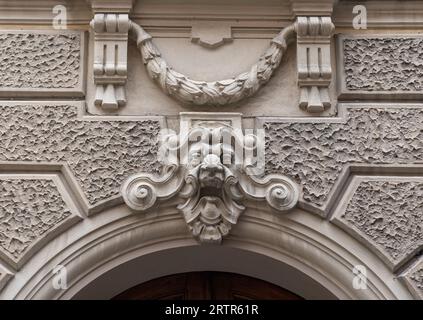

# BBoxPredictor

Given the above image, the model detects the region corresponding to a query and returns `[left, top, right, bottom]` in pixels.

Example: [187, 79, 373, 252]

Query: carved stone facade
[122, 113, 299, 243]
[0, 0, 421, 300]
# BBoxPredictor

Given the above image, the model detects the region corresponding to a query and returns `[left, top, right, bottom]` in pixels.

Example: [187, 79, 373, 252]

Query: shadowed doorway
[113, 272, 303, 300]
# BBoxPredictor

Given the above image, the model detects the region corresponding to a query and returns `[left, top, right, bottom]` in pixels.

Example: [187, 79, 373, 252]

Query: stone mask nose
[207, 164, 220, 176]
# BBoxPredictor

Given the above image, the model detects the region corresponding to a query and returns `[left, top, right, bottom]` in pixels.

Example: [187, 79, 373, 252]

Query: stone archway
[0, 203, 414, 300]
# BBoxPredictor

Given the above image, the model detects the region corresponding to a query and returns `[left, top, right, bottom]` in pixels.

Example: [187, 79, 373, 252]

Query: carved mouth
[200, 186, 222, 197]
[200, 177, 224, 190]
[198, 196, 222, 226]
[200, 215, 221, 226]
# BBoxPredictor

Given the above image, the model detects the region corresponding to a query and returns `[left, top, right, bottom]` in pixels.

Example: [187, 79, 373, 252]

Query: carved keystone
[122, 113, 299, 244]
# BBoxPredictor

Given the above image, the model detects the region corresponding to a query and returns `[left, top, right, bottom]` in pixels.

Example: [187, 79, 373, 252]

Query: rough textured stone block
[338, 36, 423, 99]
[0, 31, 86, 97]
[341, 180, 422, 266]
[264, 107, 423, 209]
[0, 177, 79, 267]
[0, 104, 161, 207]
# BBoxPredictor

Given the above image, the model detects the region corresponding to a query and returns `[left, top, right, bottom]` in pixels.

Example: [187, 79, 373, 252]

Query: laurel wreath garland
[129, 21, 296, 106]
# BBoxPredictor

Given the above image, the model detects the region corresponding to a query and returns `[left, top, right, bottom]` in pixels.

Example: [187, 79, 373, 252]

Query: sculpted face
[198, 154, 225, 189]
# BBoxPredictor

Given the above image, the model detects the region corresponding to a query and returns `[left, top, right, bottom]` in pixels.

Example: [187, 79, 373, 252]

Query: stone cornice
[1, 0, 423, 30]
[290, 0, 336, 16]
[87, 0, 134, 13]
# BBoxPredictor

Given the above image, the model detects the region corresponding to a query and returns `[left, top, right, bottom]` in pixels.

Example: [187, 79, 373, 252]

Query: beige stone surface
[0, 0, 421, 300]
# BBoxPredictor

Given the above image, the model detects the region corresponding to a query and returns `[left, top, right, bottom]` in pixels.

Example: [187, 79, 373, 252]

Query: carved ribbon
[129, 21, 296, 106]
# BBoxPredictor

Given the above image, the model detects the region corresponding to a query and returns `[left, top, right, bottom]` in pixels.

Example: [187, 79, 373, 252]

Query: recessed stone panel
[0, 176, 81, 268]
[0, 30, 86, 97]
[337, 35, 423, 100]
[0, 103, 162, 209]
[1, 103, 422, 220]
[263, 106, 423, 211]
[333, 178, 423, 269]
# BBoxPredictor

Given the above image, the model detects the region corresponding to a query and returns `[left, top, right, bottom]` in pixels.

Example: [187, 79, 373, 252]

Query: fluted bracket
[122, 113, 299, 244]
[296, 16, 334, 113]
[89, 1, 132, 110]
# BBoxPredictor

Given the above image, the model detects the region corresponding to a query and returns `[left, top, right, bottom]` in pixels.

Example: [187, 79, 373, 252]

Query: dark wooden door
[113, 272, 303, 300]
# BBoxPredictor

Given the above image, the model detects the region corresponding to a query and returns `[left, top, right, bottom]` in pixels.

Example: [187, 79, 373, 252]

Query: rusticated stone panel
[0, 179, 72, 262]
[0, 105, 161, 206]
[0, 31, 85, 96]
[343, 38, 423, 92]
[341, 181, 423, 265]
[264, 108, 423, 208]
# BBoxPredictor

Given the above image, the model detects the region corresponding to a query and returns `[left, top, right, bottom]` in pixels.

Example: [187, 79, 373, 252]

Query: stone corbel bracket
[296, 16, 334, 113]
[90, 14, 129, 110]
[89, 0, 133, 110]
[122, 113, 300, 244]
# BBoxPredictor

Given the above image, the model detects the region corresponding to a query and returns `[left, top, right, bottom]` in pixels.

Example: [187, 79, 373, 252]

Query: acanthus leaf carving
[122, 113, 300, 244]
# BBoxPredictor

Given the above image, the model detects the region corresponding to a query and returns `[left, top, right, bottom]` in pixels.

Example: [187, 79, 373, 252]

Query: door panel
[113, 272, 303, 300]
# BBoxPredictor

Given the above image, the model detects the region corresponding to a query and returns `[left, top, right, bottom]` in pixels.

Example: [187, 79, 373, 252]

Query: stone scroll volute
[122, 113, 300, 244]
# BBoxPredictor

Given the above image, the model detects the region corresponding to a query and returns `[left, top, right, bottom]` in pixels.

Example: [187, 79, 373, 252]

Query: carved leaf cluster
[131, 22, 294, 106]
